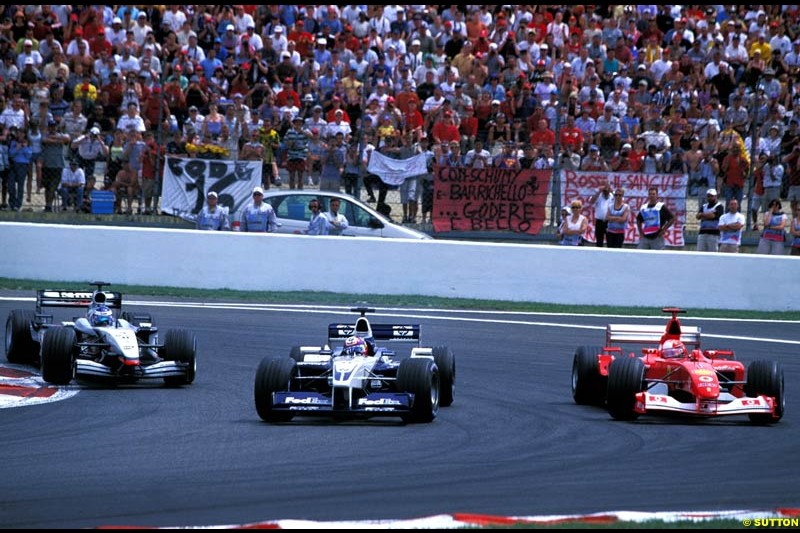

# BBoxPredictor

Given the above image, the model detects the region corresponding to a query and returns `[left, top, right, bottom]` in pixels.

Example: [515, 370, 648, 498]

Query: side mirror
[368, 217, 384, 229]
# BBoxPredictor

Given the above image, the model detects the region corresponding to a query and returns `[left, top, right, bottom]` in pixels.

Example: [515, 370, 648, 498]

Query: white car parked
[260, 190, 432, 239]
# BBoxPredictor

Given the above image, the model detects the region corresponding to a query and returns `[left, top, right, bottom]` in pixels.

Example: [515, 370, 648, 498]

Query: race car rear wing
[606, 324, 702, 347]
[328, 323, 421, 345]
[36, 289, 123, 314]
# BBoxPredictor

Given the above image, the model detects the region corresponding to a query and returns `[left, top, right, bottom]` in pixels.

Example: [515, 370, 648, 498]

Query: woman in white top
[560, 200, 588, 246]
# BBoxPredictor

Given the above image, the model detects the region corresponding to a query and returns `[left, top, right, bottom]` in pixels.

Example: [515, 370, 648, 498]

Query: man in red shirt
[559, 114, 584, 151]
[459, 105, 478, 148]
[720, 144, 747, 207]
[529, 118, 555, 152]
[403, 99, 424, 141]
[275, 77, 300, 109]
[432, 111, 461, 145]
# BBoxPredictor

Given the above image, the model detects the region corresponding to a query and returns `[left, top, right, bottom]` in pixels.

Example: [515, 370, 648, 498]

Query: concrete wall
[2, 222, 798, 311]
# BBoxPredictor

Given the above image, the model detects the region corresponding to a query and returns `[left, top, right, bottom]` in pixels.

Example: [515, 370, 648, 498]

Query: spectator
[240, 186, 277, 232]
[560, 200, 588, 246]
[756, 199, 787, 255]
[580, 145, 609, 171]
[57, 159, 85, 213]
[718, 199, 746, 253]
[297, 198, 329, 235]
[464, 139, 491, 169]
[196, 191, 230, 231]
[320, 131, 346, 192]
[636, 187, 675, 250]
[283, 116, 309, 190]
[720, 144, 748, 207]
[589, 182, 613, 247]
[323, 197, 349, 236]
[789, 205, 800, 257]
[606, 188, 631, 249]
[70, 126, 108, 194]
[40, 120, 70, 212]
[695, 188, 725, 252]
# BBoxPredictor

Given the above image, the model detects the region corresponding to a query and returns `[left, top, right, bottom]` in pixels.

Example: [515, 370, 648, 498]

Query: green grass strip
[1, 277, 798, 321]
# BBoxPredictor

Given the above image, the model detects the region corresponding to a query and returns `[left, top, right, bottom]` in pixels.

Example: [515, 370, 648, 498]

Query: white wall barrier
[2, 222, 798, 311]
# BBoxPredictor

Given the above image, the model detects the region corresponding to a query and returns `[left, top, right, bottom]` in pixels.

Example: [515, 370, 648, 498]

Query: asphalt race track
[2, 298, 798, 528]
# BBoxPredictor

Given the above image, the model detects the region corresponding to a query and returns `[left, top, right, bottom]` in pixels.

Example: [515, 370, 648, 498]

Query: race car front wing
[635, 392, 778, 418]
[75, 359, 190, 379]
[272, 391, 414, 416]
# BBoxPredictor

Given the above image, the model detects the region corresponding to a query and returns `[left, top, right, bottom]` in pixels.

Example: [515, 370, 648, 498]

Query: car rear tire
[40, 327, 75, 385]
[432, 345, 455, 407]
[397, 358, 439, 423]
[745, 360, 784, 424]
[254, 357, 296, 422]
[6, 309, 37, 365]
[572, 345, 607, 406]
[606, 357, 645, 421]
[161, 328, 197, 386]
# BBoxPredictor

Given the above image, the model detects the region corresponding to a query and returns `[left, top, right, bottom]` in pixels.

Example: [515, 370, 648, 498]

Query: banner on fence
[367, 151, 429, 186]
[162, 157, 262, 221]
[561, 170, 687, 246]
[432, 166, 552, 235]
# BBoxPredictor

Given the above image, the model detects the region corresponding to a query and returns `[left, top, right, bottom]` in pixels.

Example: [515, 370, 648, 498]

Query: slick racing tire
[289, 346, 305, 363]
[6, 309, 37, 365]
[432, 345, 456, 407]
[745, 360, 784, 424]
[606, 357, 645, 421]
[397, 358, 440, 423]
[40, 327, 76, 385]
[572, 345, 607, 406]
[254, 357, 296, 423]
[162, 328, 197, 386]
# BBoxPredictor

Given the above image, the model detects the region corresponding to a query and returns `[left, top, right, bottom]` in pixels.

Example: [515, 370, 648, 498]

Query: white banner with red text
[561, 170, 687, 246]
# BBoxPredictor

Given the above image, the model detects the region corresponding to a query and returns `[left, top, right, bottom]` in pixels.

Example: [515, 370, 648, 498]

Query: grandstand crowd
[0, 5, 799, 252]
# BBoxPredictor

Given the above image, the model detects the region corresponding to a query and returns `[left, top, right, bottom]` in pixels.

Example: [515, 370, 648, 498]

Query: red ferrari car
[571, 308, 784, 424]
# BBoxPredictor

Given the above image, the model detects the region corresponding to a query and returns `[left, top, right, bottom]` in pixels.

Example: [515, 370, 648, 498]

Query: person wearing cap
[16, 39, 43, 71]
[283, 115, 310, 190]
[695, 188, 725, 252]
[39, 118, 71, 212]
[196, 190, 231, 231]
[588, 181, 614, 247]
[636, 186, 675, 250]
[70, 126, 109, 194]
[580, 145, 609, 171]
[275, 76, 300, 109]
[240, 186, 277, 232]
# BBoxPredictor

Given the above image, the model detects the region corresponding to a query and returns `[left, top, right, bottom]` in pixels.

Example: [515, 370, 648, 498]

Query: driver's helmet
[89, 305, 114, 327]
[662, 339, 687, 359]
[343, 335, 368, 356]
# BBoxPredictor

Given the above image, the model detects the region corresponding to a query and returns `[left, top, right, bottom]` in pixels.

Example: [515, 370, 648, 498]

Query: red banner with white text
[433, 166, 552, 235]
[561, 170, 687, 246]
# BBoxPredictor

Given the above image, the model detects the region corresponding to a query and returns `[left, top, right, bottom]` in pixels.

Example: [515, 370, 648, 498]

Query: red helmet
[662, 339, 687, 359]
